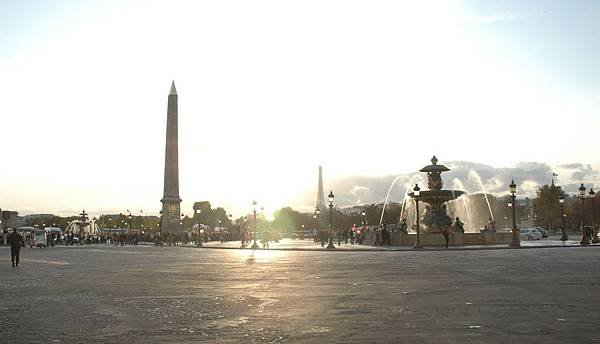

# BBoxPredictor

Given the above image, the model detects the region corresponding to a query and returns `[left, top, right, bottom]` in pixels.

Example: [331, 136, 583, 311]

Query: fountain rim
[408, 189, 466, 202]
[419, 164, 450, 173]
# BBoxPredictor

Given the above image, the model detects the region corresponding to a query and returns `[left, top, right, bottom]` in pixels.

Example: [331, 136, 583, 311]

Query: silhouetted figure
[399, 219, 408, 234]
[453, 217, 465, 233]
[262, 230, 270, 249]
[7, 229, 24, 267]
[442, 225, 452, 248]
[488, 217, 496, 232]
[381, 224, 391, 246]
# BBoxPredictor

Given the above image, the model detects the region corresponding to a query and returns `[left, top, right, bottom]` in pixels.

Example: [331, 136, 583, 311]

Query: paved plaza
[1, 242, 599, 343]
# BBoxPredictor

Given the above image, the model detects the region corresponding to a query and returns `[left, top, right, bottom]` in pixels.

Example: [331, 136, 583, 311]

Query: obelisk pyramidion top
[169, 80, 177, 96]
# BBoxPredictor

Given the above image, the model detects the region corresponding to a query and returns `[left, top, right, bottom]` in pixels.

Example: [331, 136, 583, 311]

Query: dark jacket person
[7, 229, 24, 267]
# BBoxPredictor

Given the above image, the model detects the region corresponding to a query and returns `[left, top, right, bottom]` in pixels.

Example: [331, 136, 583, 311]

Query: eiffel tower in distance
[316, 166, 326, 211]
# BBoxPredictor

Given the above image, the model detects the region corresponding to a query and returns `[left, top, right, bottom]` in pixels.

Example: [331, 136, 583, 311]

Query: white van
[34, 229, 47, 248]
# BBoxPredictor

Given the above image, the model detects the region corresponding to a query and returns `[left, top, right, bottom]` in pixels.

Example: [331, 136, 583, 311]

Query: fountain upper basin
[408, 190, 465, 204]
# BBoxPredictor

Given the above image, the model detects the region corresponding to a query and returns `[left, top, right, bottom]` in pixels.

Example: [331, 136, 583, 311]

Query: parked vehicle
[533, 227, 549, 238]
[34, 229, 47, 248]
[520, 228, 542, 240]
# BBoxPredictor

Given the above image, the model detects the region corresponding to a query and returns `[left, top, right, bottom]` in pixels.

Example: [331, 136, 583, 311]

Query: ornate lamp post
[217, 218, 222, 242]
[590, 188, 598, 244]
[326, 191, 335, 249]
[127, 211, 133, 236]
[413, 184, 423, 249]
[579, 183, 589, 245]
[195, 208, 203, 246]
[158, 210, 162, 234]
[251, 200, 259, 249]
[228, 214, 233, 242]
[242, 217, 247, 247]
[509, 179, 520, 247]
[559, 195, 567, 241]
[180, 212, 185, 237]
[362, 210, 367, 227]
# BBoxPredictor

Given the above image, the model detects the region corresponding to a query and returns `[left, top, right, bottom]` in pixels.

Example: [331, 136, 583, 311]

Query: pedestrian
[442, 225, 452, 248]
[7, 228, 24, 267]
[381, 224, 390, 246]
[262, 230, 270, 249]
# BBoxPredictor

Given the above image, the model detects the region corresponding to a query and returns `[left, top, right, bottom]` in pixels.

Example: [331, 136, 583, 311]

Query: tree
[533, 183, 566, 231]
[272, 207, 301, 233]
[213, 207, 228, 227]
[193, 201, 214, 226]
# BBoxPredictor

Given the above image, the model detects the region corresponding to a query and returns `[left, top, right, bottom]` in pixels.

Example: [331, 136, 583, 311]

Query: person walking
[442, 225, 452, 248]
[7, 228, 24, 267]
[381, 224, 390, 246]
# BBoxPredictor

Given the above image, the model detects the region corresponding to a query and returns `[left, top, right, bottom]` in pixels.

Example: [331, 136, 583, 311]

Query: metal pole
[251, 207, 259, 249]
[580, 197, 589, 245]
[510, 195, 520, 247]
[592, 198, 599, 244]
[414, 199, 422, 249]
[195, 210, 203, 247]
[327, 202, 335, 249]
[560, 203, 567, 241]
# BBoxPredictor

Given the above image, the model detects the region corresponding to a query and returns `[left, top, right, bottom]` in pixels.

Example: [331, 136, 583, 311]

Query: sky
[1, 0, 599, 218]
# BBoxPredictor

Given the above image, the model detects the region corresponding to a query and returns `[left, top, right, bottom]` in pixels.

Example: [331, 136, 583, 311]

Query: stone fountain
[409, 156, 464, 232]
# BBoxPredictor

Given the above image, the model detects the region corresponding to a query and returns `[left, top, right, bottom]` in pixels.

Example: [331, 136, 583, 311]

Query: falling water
[405, 174, 426, 232]
[380, 175, 406, 225]
[468, 170, 494, 221]
[453, 178, 472, 230]
[397, 182, 411, 225]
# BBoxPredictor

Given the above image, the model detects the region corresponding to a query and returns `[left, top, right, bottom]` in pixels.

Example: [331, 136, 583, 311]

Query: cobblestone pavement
[1, 244, 599, 343]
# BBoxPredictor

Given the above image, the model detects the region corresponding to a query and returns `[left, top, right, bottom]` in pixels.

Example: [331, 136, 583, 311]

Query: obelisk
[161, 81, 182, 233]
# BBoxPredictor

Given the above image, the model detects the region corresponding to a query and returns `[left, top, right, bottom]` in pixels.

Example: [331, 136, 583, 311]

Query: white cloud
[0, 1, 598, 217]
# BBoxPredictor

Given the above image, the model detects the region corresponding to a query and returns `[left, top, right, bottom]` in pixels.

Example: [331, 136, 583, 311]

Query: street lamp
[251, 200, 259, 249]
[217, 218, 222, 242]
[559, 195, 567, 241]
[362, 210, 367, 227]
[228, 214, 232, 241]
[313, 207, 320, 236]
[128, 211, 132, 236]
[158, 210, 163, 234]
[327, 190, 335, 249]
[590, 188, 598, 243]
[579, 183, 589, 245]
[242, 216, 247, 247]
[509, 179, 520, 247]
[413, 184, 423, 249]
[195, 208, 203, 247]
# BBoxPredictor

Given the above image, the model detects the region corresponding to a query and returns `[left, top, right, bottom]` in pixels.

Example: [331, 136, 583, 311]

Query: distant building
[516, 197, 534, 228]
[1, 210, 22, 229]
[22, 214, 54, 226]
